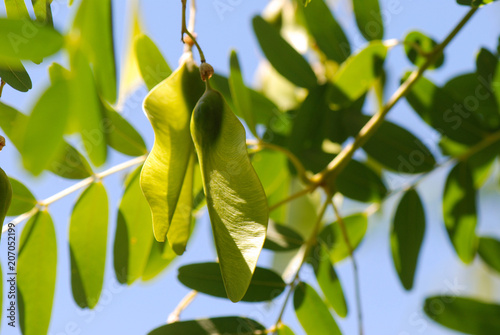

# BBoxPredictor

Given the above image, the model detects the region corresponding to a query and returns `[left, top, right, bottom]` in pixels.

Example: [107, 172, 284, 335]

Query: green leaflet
[229, 50, 257, 138]
[18, 211, 57, 335]
[264, 221, 304, 252]
[478, 237, 500, 274]
[252, 16, 317, 89]
[443, 162, 478, 264]
[0, 18, 63, 66]
[148, 317, 266, 335]
[6, 178, 36, 216]
[72, 0, 116, 103]
[0, 168, 12, 226]
[102, 103, 148, 157]
[344, 114, 436, 173]
[31, 0, 53, 26]
[191, 86, 269, 302]
[391, 189, 426, 290]
[424, 296, 500, 334]
[0, 101, 93, 179]
[294, 282, 342, 335]
[4, 0, 30, 18]
[404, 31, 444, 69]
[140, 61, 203, 242]
[22, 80, 69, 175]
[319, 213, 368, 263]
[114, 166, 154, 285]
[309, 244, 348, 317]
[177, 263, 286, 302]
[299, 0, 351, 63]
[0, 62, 32, 92]
[352, 0, 384, 41]
[142, 239, 176, 282]
[277, 325, 296, 335]
[135, 34, 172, 91]
[69, 182, 108, 309]
[329, 41, 388, 108]
[335, 159, 387, 203]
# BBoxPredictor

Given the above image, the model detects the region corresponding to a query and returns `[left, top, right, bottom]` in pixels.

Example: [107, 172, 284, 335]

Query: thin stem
[167, 290, 198, 323]
[313, 7, 479, 186]
[2, 155, 146, 234]
[273, 198, 330, 331]
[268, 185, 316, 212]
[331, 200, 364, 335]
[0, 79, 5, 97]
[181, 0, 205, 62]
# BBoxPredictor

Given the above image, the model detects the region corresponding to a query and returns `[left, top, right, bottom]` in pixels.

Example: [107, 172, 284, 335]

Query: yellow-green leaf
[443, 162, 478, 264]
[69, 182, 108, 308]
[294, 282, 342, 335]
[0, 18, 63, 66]
[135, 34, 172, 91]
[478, 237, 500, 274]
[22, 80, 69, 175]
[352, 0, 384, 41]
[114, 166, 154, 285]
[140, 61, 203, 242]
[142, 240, 176, 282]
[0, 168, 12, 225]
[72, 0, 116, 103]
[18, 211, 57, 335]
[191, 86, 269, 302]
[6, 177, 36, 216]
[4, 0, 30, 18]
[31, 0, 53, 26]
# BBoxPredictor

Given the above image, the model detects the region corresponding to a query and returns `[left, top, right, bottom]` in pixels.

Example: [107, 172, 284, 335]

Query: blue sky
[2, 0, 500, 334]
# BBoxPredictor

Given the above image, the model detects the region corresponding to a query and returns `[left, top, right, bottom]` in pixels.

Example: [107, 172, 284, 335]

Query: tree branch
[167, 290, 198, 323]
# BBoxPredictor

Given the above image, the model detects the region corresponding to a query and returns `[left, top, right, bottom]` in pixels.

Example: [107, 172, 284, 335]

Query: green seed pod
[191, 86, 269, 303]
[0, 167, 13, 230]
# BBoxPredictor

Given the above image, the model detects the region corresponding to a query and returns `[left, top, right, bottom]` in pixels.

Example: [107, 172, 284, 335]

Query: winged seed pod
[190, 78, 269, 302]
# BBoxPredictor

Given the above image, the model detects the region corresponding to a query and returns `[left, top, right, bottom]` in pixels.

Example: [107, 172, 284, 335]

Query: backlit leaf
[319, 213, 368, 263]
[191, 86, 269, 302]
[252, 15, 317, 89]
[31, 0, 53, 26]
[18, 211, 57, 335]
[424, 296, 500, 334]
[391, 189, 426, 290]
[264, 221, 304, 252]
[141, 240, 176, 282]
[22, 81, 69, 175]
[0, 168, 12, 225]
[135, 34, 172, 91]
[4, 0, 30, 18]
[141, 61, 204, 242]
[114, 166, 154, 285]
[478, 237, 500, 274]
[299, 0, 350, 63]
[69, 182, 108, 308]
[72, 0, 116, 103]
[352, 0, 384, 41]
[6, 178, 36, 216]
[148, 317, 266, 335]
[178, 263, 286, 302]
[404, 31, 444, 69]
[443, 162, 478, 264]
[294, 282, 342, 335]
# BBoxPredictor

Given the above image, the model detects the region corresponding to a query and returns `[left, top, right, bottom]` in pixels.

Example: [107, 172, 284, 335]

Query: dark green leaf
[404, 74, 488, 145]
[0, 62, 32, 92]
[114, 166, 154, 285]
[391, 189, 426, 290]
[177, 263, 286, 302]
[0, 168, 12, 225]
[443, 162, 478, 264]
[18, 211, 57, 335]
[229, 50, 257, 137]
[478, 237, 500, 274]
[264, 221, 304, 251]
[352, 0, 384, 41]
[299, 0, 350, 63]
[6, 178, 36, 216]
[404, 31, 443, 69]
[135, 34, 172, 91]
[309, 244, 348, 317]
[102, 103, 148, 156]
[344, 114, 436, 173]
[319, 213, 368, 263]
[72, 0, 116, 103]
[424, 296, 500, 334]
[252, 15, 317, 88]
[457, 0, 497, 6]
[329, 41, 387, 108]
[148, 317, 266, 335]
[0, 18, 63, 66]
[70, 182, 108, 308]
[22, 81, 69, 175]
[335, 159, 387, 202]
[294, 282, 342, 335]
